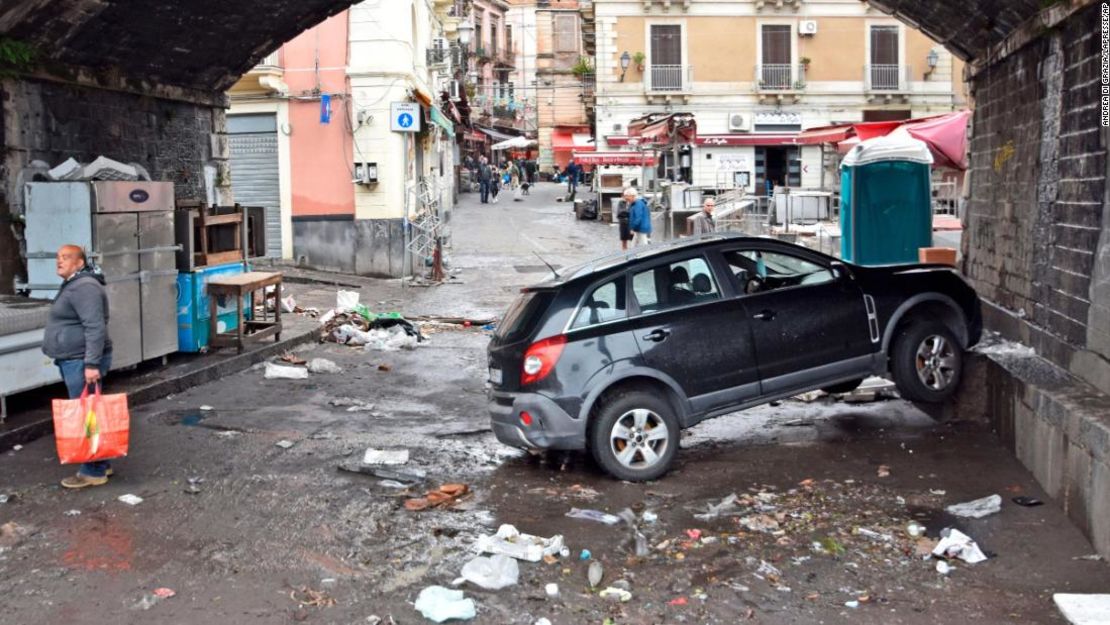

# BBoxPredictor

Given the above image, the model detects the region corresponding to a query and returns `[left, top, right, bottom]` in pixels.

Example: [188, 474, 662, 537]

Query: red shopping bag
[52, 384, 130, 464]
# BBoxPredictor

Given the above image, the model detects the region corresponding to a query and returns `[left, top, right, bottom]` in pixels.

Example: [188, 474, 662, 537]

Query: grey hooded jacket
[42, 268, 112, 366]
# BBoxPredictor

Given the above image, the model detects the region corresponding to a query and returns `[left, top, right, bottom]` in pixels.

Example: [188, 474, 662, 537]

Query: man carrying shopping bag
[43, 245, 122, 489]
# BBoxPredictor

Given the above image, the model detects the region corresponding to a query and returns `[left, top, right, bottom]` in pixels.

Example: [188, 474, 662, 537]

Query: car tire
[891, 321, 963, 403]
[589, 388, 679, 482]
[821, 378, 865, 395]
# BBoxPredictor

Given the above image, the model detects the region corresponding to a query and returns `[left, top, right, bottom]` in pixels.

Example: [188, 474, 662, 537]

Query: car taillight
[521, 335, 566, 385]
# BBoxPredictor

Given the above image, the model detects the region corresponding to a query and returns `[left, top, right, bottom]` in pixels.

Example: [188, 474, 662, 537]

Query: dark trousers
[56, 353, 113, 477]
[479, 180, 490, 203]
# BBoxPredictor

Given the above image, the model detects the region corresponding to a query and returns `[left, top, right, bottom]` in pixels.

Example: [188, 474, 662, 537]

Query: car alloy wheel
[914, 334, 957, 391]
[609, 408, 670, 470]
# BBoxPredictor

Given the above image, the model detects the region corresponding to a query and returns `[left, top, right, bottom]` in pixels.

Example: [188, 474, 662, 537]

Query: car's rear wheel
[891, 321, 963, 403]
[822, 378, 865, 395]
[589, 388, 679, 482]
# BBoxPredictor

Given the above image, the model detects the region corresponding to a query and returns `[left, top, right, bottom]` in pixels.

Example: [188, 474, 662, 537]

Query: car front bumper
[488, 390, 586, 450]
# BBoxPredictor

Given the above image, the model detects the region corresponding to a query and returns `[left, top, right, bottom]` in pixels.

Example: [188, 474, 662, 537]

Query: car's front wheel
[891, 321, 963, 403]
[590, 388, 679, 481]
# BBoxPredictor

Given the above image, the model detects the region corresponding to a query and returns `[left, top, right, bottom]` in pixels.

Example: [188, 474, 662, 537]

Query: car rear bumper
[488, 390, 586, 450]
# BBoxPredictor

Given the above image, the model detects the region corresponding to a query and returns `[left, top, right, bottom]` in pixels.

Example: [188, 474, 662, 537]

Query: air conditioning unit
[728, 112, 751, 132]
[613, 123, 623, 132]
[799, 20, 817, 35]
[449, 79, 461, 101]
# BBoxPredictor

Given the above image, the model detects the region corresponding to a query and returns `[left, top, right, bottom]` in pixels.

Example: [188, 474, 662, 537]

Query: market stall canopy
[477, 126, 516, 142]
[626, 112, 697, 146]
[492, 136, 538, 151]
[796, 111, 969, 170]
[571, 151, 658, 166]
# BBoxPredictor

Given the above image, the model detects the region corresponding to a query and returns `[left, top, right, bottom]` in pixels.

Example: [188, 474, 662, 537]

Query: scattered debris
[694, 493, 742, 520]
[184, 477, 204, 495]
[307, 358, 342, 374]
[0, 521, 30, 548]
[845, 600, 860, 609]
[877, 465, 891, 478]
[945, 494, 1002, 519]
[0, 495, 8, 504]
[337, 463, 426, 484]
[738, 514, 781, 533]
[936, 560, 952, 575]
[279, 353, 307, 365]
[642, 511, 659, 524]
[405, 483, 470, 511]
[377, 364, 392, 372]
[414, 586, 475, 623]
[588, 561, 604, 588]
[118, 494, 144, 506]
[336, 290, 360, 311]
[755, 560, 782, 581]
[599, 587, 632, 602]
[668, 597, 689, 607]
[544, 583, 559, 598]
[264, 363, 309, 380]
[1073, 554, 1105, 562]
[363, 448, 409, 466]
[281, 295, 297, 314]
[63, 509, 81, 517]
[475, 524, 565, 563]
[275, 440, 295, 449]
[535, 619, 552, 625]
[12, 445, 22, 451]
[199, 405, 214, 411]
[133, 593, 168, 611]
[685, 529, 703, 541]
[856, 528, 894, 544]
[457, 554, 519, 590]
[906, 522, 926, 538]
[1012, 496, 1044, 507]
[329, 397, 377, 413]
[933, 528, 988, 564]
[153, 588, 176, 599]
[290, 585, 336, 608]
[566, 508, 620, 525]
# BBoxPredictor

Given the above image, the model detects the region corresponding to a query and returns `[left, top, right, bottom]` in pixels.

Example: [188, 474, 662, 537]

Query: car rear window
[496, 291, 554, 341]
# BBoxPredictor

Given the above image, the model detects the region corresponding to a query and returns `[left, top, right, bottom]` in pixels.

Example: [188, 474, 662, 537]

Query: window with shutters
[649, 24, 683, 91]
[555, 14, 578, 53]
[760, 25, 792, 88]
[869, 25, 900, 89]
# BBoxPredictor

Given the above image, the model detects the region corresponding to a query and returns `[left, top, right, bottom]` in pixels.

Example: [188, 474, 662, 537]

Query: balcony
[233, 49, 287, 95]
[647, 64, 692, 93]
[865, 64, 911, 91]
[496, 48, 515, 68]
[754, 64, 806, 91]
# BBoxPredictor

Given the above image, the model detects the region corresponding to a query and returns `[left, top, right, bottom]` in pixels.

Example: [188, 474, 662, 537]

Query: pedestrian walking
[491, 163, 503, 203]
[478, 157, 492, 204]
[565, 159, 581, 195]
[624, 187, 652, 247]
[690, 197, 716, 235]
[617, 197, 634, 251]
[43, 245, 115, 488]
[525, 159, 537, 184]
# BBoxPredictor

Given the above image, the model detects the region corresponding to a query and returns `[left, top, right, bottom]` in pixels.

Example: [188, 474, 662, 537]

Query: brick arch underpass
[0, 0, 1107, 552]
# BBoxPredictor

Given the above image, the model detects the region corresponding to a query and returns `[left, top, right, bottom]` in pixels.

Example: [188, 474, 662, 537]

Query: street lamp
[458, 18, 474, 46]
[620, 51, 631, 82]
[924, 49, 939, 77]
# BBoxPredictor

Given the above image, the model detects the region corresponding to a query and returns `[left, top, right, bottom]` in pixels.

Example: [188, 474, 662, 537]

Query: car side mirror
[830, 262, 850, 282]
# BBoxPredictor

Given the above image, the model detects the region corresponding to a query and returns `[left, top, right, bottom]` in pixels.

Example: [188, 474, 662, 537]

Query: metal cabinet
[22, 181, 179, 370]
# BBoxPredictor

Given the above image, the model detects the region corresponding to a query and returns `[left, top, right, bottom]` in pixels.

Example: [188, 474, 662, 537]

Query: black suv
[488, 233, 982, 481]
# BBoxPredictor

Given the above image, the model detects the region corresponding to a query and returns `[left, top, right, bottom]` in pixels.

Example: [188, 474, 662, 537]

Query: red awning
[572, 151, 657, 166]
[794, 124, 854, 145]
[902, 111, 971, 170]
[552, 128, 596, 152]
[626, 113, 697, 146]
[852, 121, 904, 141]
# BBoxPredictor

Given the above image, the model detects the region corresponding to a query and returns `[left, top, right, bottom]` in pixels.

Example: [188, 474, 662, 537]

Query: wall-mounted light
[924, 49, 939, 77]
[458, 18, 475, 46]
[620, 51, 631, 82]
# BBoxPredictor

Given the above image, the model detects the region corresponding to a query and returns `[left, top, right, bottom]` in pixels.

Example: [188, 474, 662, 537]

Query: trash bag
[459, 554, 519, 590]
[413, 586, 476, 623]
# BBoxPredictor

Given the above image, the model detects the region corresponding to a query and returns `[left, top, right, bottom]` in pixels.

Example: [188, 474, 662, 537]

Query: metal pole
[403, 131, 411, 281]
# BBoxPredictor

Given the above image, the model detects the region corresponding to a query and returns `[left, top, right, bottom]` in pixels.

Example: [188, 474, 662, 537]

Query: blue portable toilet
[840, 133, 934, 265]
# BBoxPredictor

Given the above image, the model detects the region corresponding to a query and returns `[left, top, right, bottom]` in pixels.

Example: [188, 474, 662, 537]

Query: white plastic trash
[945, 494, 1002, 519]
[566, 508, 620, 525]
[307, 358, 342, 374]
[544, 583, 559, 598]
[362, 448, 409, 466]
[264, 363, 309, 380]
[932, 528, 988, 564]
[474, 524, 565, 563]
[118, 494, 143, 506]
[459, 554, 519, 590]
[413, 585, 476, 622]
[336, 290, 360, 311]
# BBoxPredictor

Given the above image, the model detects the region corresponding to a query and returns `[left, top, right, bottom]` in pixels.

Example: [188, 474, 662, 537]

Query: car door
[627, 253, 760, 413]
[722, 243, 875, 395]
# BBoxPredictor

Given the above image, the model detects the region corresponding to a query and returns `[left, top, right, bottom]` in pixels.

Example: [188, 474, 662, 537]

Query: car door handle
[752, 309, 777, 321]
[642, 328, 671, 342]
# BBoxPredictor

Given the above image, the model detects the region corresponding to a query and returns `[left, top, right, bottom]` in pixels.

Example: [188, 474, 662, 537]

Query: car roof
[532, 232, 760, 288]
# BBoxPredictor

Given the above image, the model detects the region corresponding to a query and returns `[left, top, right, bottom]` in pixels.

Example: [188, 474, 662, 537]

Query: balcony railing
[648, 65, 692, 92]
[579, 72, 596, 97]
[865, 64, 910, 91]
[755, 64, 806, 90]
[256, 49, 281, 68]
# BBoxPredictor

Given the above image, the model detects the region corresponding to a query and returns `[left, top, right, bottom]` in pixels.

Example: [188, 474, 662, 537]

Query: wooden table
[206, 271, 283, 354]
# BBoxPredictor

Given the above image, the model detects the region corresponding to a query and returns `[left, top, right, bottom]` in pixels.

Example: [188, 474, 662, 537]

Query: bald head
[55, 245, 86, 280]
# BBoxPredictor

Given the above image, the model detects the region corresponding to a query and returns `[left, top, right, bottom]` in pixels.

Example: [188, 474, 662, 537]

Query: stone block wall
[963, 3, 1110, 391]
[0, 78, 229, 294]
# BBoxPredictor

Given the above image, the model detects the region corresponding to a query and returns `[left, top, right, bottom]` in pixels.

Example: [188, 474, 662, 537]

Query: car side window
[724, 248, 834, 294]
[632, 256, 720, 314]
[571, 277, 627, 329]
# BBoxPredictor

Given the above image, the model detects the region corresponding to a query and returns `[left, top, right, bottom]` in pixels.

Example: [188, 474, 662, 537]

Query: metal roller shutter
[229, 117, 281, 258]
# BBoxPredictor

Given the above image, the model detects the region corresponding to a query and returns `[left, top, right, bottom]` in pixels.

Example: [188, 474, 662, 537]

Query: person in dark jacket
[565, 159, 581, 194]
[43, 245, 115, 489]
[477, 157, 493, 204]
[690, 197, 716, 235]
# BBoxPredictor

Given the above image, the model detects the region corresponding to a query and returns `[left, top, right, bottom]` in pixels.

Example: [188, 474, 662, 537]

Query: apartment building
[227, 0, 462, 277]
[470, 0, 525, 136]
[591, 0, 967, 193]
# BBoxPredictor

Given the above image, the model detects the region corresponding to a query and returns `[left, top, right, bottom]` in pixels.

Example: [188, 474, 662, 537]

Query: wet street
[1, 182, 1108, 624]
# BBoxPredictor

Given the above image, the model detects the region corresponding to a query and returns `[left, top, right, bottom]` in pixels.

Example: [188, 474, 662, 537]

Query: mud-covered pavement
[1, 183, 1108, 624]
